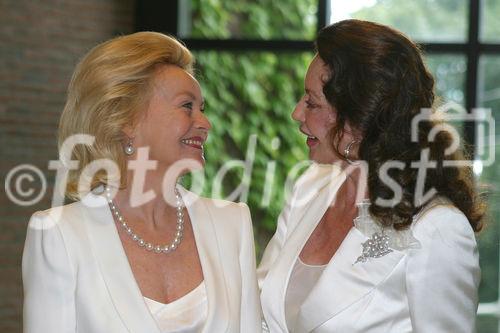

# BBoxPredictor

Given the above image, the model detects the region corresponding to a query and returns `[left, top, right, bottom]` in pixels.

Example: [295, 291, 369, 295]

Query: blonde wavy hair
[58, 32, 193, 200]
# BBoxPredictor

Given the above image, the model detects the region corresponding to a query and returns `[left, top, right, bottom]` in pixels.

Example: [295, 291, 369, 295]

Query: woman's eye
[182, 102, 193, 110]
[305, 100, 317, 109]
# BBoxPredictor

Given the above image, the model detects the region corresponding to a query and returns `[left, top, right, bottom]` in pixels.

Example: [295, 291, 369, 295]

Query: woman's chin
[177, 157, 205, 173]
[154, 156, 205, 180]
[181, 160, 205, 174]
[309, 149, 331, 164]
[309, 151, 338, 165]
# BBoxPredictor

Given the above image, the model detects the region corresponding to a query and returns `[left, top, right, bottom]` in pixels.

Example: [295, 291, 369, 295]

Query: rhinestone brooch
[353, 199, 420, 265]
[355, 232, 393, 264]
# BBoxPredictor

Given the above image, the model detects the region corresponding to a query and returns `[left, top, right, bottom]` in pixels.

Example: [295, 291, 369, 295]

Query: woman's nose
[291, 100, 305, 122]
[196, 111, 212, 131]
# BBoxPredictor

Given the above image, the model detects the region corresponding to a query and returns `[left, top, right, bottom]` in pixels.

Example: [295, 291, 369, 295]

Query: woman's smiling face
[129, 65, 211, 170]
[292, 55, 356, 164]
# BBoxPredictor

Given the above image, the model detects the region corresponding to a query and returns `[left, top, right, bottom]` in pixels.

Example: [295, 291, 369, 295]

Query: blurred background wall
[0, 1, 134, 331]
[1, 1, 500, 332]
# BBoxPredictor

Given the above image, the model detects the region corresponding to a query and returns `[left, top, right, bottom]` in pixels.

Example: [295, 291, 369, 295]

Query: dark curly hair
[316, 19, 485, 231]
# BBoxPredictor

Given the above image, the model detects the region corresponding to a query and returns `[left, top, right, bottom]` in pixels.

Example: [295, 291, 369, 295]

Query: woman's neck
[341, 164, 369, 205]
[112, 170, 180, 230]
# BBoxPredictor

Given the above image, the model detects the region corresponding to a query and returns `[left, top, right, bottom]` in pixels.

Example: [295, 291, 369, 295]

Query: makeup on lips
[181, 136, 204, 149]
[300, 128, 319, 148]
[306, 135, 319, 148]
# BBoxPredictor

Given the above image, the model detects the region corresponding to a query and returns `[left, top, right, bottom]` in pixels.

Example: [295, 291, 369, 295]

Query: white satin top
[285, 257, 327, 330]
[143, 281, 208, 333]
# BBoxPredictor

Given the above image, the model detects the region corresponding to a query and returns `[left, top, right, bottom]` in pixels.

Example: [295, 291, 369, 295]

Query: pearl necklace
[105, 186, 185, 254]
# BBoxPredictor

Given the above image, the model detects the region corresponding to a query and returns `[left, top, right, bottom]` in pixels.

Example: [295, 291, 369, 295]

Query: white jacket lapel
[178, 186, 230, 333]
[261, 164, 346, 332]
[81, 191, 161, 333]
[294, 227, 406, 332]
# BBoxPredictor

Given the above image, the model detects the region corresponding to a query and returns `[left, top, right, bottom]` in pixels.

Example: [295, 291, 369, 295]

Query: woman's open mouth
[181, 137, 204, 149]
[306, 136, 319, 147]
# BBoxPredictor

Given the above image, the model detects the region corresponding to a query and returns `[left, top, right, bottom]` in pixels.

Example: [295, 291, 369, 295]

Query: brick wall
[0, 1, 135, 331]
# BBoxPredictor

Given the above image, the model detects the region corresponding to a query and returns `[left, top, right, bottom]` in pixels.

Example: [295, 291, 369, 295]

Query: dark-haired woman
[258, 19, 484, 333]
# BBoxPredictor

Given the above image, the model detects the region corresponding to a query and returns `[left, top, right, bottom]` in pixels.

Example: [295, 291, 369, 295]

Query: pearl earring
[124, 139, 135, 155]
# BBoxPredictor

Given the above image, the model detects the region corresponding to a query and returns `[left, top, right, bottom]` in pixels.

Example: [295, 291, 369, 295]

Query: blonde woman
[22, 32, 261, 333]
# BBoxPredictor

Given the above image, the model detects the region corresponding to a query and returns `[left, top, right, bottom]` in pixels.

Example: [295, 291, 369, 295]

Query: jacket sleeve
[237, 203, 263, 333]
[406, 207, 480, 333]
[22, 211, 76, 333]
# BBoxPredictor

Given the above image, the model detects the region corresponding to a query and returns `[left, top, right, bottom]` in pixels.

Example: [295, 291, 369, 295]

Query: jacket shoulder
[197, 197, 251, 232]
[28, 201, 87, 231]
[412, 203, 476, 248]
[198, 196, 249, 214]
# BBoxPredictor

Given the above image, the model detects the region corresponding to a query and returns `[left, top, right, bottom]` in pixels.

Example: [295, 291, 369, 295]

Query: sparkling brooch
[353, 199, 421, 265]
[355, 232, 393, 264]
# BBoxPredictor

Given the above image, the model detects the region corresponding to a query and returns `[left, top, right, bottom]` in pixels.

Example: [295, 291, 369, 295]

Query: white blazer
[258, 164, 480, 333]
[22, 186, 261, 333]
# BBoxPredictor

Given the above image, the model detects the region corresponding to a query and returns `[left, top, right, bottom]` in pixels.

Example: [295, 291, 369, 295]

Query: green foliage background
[186, 0, 317, 252]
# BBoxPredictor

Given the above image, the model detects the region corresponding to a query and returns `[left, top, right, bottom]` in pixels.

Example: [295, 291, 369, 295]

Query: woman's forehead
[152, 65, 201, 99]
[305, 57, 330, 94]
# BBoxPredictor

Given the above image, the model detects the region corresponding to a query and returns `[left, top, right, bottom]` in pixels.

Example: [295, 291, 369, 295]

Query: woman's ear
[343, 122, 362, 142]
[122, 125, 135, 140]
